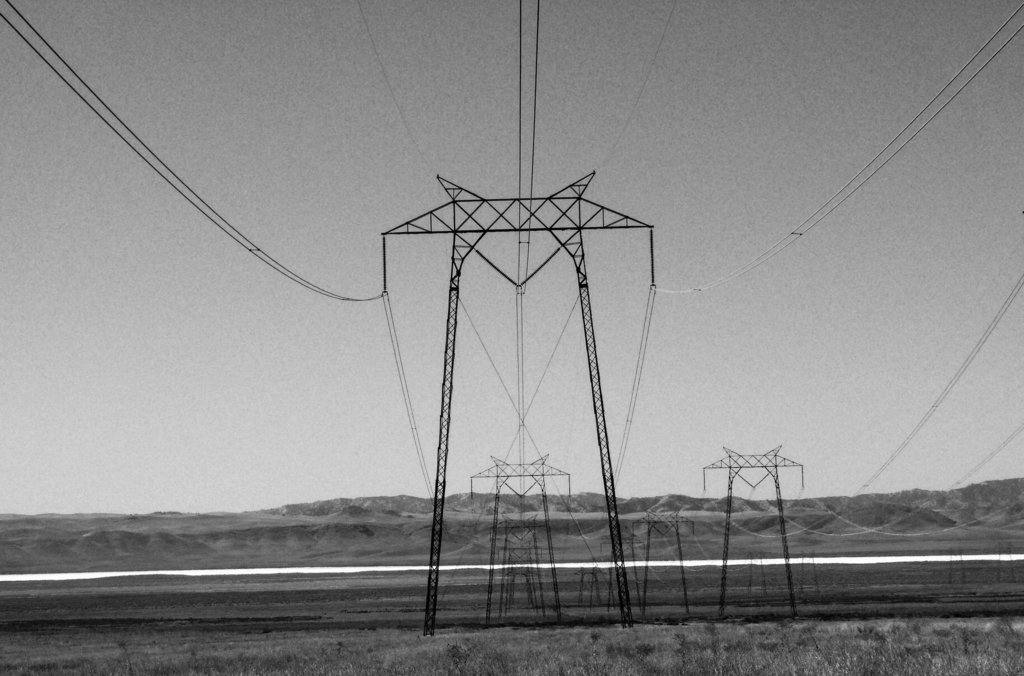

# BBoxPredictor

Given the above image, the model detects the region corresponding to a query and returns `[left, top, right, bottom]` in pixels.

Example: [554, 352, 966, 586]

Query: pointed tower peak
[437, 176, 482, 201]
[549, 172, 596, 199]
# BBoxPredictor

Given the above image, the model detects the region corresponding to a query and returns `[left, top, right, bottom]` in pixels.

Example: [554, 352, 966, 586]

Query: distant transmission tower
[629, 510, 693, 617]
[704, 446, 804, 617]
[383, 173, 653, 635]
[577, 566, 604, 610]
[471, 456, 567, 623]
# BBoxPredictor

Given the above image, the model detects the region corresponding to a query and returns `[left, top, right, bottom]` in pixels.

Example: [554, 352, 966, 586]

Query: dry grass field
[2, 559, 1024, 674]
[3, 618, 1024, 675]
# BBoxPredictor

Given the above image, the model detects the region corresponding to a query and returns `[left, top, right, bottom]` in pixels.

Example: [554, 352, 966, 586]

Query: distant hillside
[1, 478, 1021, 575]
[267, 477, 1024, 528]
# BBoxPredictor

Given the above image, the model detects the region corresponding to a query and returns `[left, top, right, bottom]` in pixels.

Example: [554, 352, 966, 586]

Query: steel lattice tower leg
[500, 528, 512, 613]
[485, 490, 501, 623]
[641, 526, 653, 617]
[423, 234, 480, 636]
[629, 533, 642, 614]
[774, 471, 797, 617]
[546, 230, 633, 627]
[532, 529, 546, 616]
[719, 471, 735, 617]
[541, 489, 562, 621]
[674, 526, 690, 614]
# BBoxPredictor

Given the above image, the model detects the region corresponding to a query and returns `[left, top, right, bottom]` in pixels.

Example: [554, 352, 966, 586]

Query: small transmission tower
[384, 174, 652, 635]
[497, 517, 546, 615]
[629, 510, 694, 617]
[577, 566, 605, 610]
[703, 446, 804, 617]
[471, 456, 567, 623]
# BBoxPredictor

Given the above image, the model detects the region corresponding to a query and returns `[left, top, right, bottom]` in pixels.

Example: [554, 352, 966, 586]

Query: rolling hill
[1, 478, 1021, 575]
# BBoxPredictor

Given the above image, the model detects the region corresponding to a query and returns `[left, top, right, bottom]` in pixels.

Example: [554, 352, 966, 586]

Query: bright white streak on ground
[2, 553, 1022, 583]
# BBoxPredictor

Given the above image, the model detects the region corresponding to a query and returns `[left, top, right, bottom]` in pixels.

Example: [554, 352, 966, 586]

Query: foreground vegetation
[3, 617, 1024, 675]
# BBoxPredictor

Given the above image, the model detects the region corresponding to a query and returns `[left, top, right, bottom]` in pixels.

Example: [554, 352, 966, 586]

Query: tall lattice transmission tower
[704, 446, 804, 617]
[382, 173, 654, 635]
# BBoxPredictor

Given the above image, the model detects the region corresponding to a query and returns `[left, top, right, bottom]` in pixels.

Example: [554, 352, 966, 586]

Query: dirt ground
[1, 557, 1022, 635]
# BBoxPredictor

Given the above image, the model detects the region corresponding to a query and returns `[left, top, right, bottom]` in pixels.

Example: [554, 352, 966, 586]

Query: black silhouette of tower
[703, 446, 804, 617]
[577, 566, 604, 609]
[629, 510, 694, 617]
[384, 174, 652, 635]
[471, 456, 567, 623]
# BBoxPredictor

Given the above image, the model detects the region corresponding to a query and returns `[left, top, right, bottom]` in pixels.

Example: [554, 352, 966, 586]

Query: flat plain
[3, 481, 1024, 673]
[2, 557, 1024, 674]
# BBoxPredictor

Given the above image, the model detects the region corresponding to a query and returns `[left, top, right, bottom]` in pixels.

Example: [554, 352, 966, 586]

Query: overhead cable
[500, 295, 581, 465]
[383, 292, 432, 494]
[857, 258, 1024, 494]
[355, 0, 432, 172]
[614, 284, 657, 479]
[597, 0, 679, 170]
[528, 0, 540, 206]
[459, 298, 520, 416]
[951, 419, 1024, 489]
[659, 2, 1024, 294]
[1, 0, 379, 302]
[459, 294, 580, 466]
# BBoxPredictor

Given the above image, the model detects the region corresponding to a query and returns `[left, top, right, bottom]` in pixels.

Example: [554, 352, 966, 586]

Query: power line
[614, 284, 656, 479]
[355, 0, 432, 173]
[528, 0, 540, 206]
[596, 0, 678, 170]
[857, 252, 1024, 494]
[518, 0, 524, 201]
[383, 292, 432, 495]
[1, 0, 379, 303]
[659, 2, 1024, 295]
[952, 419, 1024, 489]
[459, 297, 519, 417]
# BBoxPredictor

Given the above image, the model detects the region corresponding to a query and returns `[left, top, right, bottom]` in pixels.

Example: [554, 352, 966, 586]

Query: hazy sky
[2, 0, 1023, 514]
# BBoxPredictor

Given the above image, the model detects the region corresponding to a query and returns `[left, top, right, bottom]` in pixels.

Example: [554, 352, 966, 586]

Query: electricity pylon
[383, 173, 652, 635]
[630, 510, 694, 617]
[471, 456, 567, 623]
[704, 446, 804, 617]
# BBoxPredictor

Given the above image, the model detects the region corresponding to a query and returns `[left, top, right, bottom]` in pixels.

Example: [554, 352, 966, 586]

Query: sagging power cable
[383, 292, 432, 494]
[1, 0, 380, 302]
[356, 0, 432, 173]
[857, 257, 1024, 494]
[614, 284, 657, 479]
[596, 0, 678, 170]
[659, 2, 1024, 295]
[952, 419, 1024, 489]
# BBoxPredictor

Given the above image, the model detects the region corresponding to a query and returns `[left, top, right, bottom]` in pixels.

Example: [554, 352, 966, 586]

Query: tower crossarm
[470, 456, 570, 496]
[382, 174, 653, 237]
[703, 446, 804, 491]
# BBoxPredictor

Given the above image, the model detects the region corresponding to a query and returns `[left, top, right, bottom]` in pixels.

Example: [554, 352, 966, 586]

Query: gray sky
[2, 0, 1023, 514]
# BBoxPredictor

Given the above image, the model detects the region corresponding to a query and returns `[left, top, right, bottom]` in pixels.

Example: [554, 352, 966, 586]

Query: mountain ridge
[264, 477, 1024, 525]
[1, 478, 1020, 575]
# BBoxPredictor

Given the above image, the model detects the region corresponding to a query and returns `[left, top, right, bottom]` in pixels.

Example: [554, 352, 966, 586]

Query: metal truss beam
[383, 173, 652, 237]
[470, 455, 570, 497]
